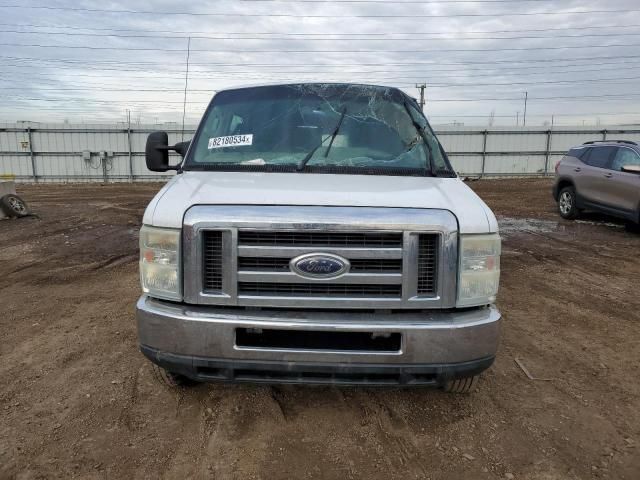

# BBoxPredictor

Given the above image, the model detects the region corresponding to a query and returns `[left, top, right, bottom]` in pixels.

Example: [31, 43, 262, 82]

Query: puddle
[574, 220, 624, 229]
[498, 217, 559, 236]
[498, 216, 627, 236]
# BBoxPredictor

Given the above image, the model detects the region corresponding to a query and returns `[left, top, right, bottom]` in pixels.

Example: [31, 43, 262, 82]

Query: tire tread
[558, 186, 579, 220]
[443, 375, 479, 394]
[0, 194, 29, 217]
[151, 363, 199, 388]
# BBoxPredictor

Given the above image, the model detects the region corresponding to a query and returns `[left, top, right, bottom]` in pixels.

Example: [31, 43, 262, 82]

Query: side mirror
[145, 132, 191, 171]
[621, 165, 640, 174]
[145, 131, 171, 172]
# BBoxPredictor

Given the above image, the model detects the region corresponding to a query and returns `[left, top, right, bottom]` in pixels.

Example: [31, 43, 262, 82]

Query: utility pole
[181, 36, 191, 141]
[516, 111, 519, 126]
[126, 109, 133, 182]
[523, 91, 528, 126]
[415, 83, 427, 110]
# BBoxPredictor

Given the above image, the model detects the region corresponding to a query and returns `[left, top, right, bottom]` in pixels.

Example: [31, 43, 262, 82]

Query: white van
[136, 83, 501, 392]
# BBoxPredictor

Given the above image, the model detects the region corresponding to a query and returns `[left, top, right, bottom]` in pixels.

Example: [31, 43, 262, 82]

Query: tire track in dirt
[1, 180, 639, 479]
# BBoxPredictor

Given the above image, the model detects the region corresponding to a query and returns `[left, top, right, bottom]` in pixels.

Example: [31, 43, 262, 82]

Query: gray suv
[553, 140, 640, 225]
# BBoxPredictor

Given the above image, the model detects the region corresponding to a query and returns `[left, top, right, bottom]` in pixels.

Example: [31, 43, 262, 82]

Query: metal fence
[2, 122, 640, 182]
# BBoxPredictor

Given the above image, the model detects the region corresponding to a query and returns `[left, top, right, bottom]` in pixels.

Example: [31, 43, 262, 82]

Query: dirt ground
[1, 178, 638, 480]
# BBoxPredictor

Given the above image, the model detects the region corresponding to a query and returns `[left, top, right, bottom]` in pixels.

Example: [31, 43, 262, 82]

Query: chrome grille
[236, 229, 405, 300]
[417, 234, 438, 295]
[203, 231, 223, 292]
[183, 206, 458, 309]
[238, 231, 402, 247]
[238, 257, 403, 273]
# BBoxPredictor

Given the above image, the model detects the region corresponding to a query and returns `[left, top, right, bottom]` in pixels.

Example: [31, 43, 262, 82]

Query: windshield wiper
[402, 99, 436, 177]
[297, 107, 347, 171]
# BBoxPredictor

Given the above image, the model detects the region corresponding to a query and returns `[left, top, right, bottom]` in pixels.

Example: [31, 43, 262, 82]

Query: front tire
[625, 221, 640, 233]
[558, 186, 579, 220]
[151, 363, 199, 388]
[443, 375, 479, 393]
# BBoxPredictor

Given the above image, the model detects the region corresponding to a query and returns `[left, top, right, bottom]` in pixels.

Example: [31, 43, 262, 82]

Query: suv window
[583, 146, 615, 168]
[568, 147, 588, 159]
[611, 147, 640, 171]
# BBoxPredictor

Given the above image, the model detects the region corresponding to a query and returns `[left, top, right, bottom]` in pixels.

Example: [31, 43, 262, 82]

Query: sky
[1, 0, 640, 126]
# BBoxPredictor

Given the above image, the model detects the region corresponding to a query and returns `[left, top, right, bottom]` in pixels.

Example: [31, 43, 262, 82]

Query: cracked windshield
[187, 83, 449, 174]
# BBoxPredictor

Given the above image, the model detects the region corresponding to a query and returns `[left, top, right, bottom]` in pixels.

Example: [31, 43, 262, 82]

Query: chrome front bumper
[136, 296, 501, 385]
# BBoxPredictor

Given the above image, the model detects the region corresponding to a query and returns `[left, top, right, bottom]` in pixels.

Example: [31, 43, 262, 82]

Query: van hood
[144, 172, 497, 234]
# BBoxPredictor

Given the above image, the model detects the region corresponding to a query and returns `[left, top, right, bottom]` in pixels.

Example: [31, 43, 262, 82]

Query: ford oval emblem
[290, 253, 350, 279]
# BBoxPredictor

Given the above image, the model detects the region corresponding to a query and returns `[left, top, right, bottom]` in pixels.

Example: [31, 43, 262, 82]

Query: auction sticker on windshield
[208, 134, 253, 149]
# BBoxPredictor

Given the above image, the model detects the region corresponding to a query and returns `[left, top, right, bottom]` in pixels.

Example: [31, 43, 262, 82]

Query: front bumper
[136, 296, 501, 386]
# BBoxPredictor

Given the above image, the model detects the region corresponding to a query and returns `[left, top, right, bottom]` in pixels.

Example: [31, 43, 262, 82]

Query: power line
[6, 73, 640, 92]
[4, 64, 640, 81]
[1, 87, 203, 92]
[404, 75, 640, 88]
[0, 4, 638, 18]
[5, 57, 640, 81]
[1, 105, 192, 113]
[4, 41, 640, 53]
[5, 54, 640, 68]
[5, 104, 637, 119]
[6, 28, 640, 42]
[2, 96, 205, 105]
[5, 93, 640, 104]
[7, 61, 640, 75]
[5, 61, 640, 82]
[433, 94, 640, 102]
[0, 42, 183, 52]
[0, 69, 188, 80]
[3, 22, 639, 37]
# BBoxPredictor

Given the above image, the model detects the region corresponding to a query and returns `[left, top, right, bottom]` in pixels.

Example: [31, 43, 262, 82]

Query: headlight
[139, 225, 181, 301]
[457, 233, 500, 307]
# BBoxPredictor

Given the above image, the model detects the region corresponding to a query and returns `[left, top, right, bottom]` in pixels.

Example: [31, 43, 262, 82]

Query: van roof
[215, 81, 402, 93]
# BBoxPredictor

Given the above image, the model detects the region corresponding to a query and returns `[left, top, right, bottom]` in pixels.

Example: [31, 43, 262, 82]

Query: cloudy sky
[1, 0, 640, 126]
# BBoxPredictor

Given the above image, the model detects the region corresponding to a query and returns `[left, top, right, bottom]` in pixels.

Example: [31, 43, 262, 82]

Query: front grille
[239, 282, 402, 298]
[203, 231, 223, 292]
[417, 234, 438, 295]
[198, 226, 442, 306]
[238, 257, 403, 273]
[238, 231, 402, 247]
[235, 229, 405, 301]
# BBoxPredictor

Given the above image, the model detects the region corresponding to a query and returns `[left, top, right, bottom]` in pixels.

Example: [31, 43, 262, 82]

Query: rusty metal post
[27, 126, 37, 183]
[480, 130, 488, 178]
[544, 129, 552, 175]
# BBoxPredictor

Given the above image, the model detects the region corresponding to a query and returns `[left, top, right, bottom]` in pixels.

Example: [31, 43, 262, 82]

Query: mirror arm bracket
[155, 144, 184, 170]
[155, 145, 179, 152]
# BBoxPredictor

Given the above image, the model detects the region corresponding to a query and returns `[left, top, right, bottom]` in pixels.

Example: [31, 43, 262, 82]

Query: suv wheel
[443, 375, 479, 393]
[151, 364, 199, 388]
[558, 186, 579, 219]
